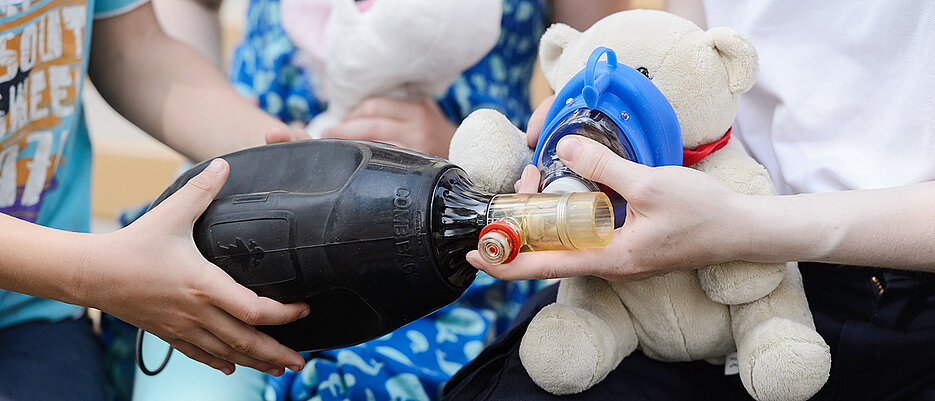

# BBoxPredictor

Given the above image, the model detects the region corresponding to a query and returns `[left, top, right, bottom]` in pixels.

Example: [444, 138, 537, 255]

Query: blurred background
[86, 0, 664, 233]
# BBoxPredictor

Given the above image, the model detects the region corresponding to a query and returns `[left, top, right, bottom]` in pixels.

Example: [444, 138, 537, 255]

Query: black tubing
[135, 328, 172, 376]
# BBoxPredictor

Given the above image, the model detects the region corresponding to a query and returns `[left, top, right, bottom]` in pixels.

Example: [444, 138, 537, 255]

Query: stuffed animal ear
[539, 23, 581, 87]
[281, 0, 333, 71]
[706, 27, 758, 95]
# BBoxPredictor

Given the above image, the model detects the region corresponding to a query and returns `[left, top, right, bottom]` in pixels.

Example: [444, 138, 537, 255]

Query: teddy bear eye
[637, 67, 651, 79]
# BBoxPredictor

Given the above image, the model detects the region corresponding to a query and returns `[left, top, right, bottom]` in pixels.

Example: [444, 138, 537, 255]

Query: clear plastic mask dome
[536, 109, 633, 192]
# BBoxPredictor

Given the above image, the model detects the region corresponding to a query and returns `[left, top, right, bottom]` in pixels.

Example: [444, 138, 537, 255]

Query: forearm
[664, 0, 706, 28]
[3, 162, 309, 373]
[738, 182, 935, 270]
[550, 0, 629, 29]
[0, 214, 96, 305]
[89, 4, 287, 161]
[153, 0, 223, 67]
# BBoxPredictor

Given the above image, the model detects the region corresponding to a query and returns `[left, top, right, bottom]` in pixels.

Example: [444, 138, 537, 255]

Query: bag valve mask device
[137, 140, 613, 375]
[136, 47, 682, 376]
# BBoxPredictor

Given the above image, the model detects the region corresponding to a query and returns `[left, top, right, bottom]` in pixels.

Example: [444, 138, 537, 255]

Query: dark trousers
[0, 316, 107, 401]
[444, 263, 935, 400]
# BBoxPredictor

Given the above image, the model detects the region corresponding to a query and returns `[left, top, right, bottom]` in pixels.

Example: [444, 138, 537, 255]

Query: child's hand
[466, 136, 749, 282]
[513, 164, 542, 193]
[323, 97, 457, 158]
[525, 95, 555, 149]
[85, 159, 308, 376]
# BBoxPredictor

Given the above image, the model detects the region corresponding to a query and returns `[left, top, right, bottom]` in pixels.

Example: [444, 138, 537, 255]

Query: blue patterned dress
[228, 1, 550, 400]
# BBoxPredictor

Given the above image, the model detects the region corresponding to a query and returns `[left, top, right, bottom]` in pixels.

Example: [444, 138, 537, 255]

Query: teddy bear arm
[698, 260, 784, 305]
[731, 264, 817, 335]
[730, 263, 831, 401]
[692, 141, 785, 304]
[448, 109, 533, 194]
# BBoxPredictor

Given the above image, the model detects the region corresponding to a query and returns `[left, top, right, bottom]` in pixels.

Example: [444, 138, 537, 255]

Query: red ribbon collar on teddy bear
[682, 127, 732, 167]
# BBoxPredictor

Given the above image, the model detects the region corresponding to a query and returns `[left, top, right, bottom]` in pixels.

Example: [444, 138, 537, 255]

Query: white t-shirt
[703, 1, 935, 195]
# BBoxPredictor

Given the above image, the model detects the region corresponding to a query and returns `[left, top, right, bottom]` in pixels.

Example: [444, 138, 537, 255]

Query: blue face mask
[532, 47, 683, 224]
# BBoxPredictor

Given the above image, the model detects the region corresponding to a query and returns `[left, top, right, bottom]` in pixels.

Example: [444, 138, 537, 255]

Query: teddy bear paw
[738, 317, 831, 401]
[448, 109, 531, 193]
[518, 303, 619, 395]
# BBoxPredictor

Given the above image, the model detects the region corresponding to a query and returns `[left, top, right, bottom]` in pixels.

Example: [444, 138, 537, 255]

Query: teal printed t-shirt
[0, 0, 148, 329]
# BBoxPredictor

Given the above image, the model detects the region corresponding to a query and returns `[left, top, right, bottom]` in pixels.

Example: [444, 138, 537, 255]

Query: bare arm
[469, 99, 935, 281]
[89, 3, 299, 161]
[0, 162, 307, 375]
[0, 214, 96, 304]
[665, 0, 706, 28]
[550, 0, 630, 29]
[10, 2, 311, 373]
[152, 0, 223, 67]
[740, 183, 935, 270]
[552, 1, 707, 35]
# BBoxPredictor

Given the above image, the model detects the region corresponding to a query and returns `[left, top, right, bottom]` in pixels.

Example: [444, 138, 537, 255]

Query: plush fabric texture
[449, 109, 532, 194]
[280, 0, 502, 137]
[446, 9, 830, 401]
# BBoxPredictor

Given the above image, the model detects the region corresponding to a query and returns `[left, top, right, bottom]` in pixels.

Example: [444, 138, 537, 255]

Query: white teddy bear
[280, 0, 502, 137]
[449, 10, 831, 401]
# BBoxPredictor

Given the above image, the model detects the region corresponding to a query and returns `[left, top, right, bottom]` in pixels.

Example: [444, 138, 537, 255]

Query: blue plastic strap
[583, 47, 617, 109]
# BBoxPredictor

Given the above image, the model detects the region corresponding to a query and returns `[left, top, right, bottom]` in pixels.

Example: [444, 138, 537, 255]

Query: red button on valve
[478, 222, 521, 265]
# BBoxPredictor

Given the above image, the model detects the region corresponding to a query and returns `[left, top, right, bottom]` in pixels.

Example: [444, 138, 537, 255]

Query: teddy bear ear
[539, 23, 582, 87]
[705, 27, 759, 95]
